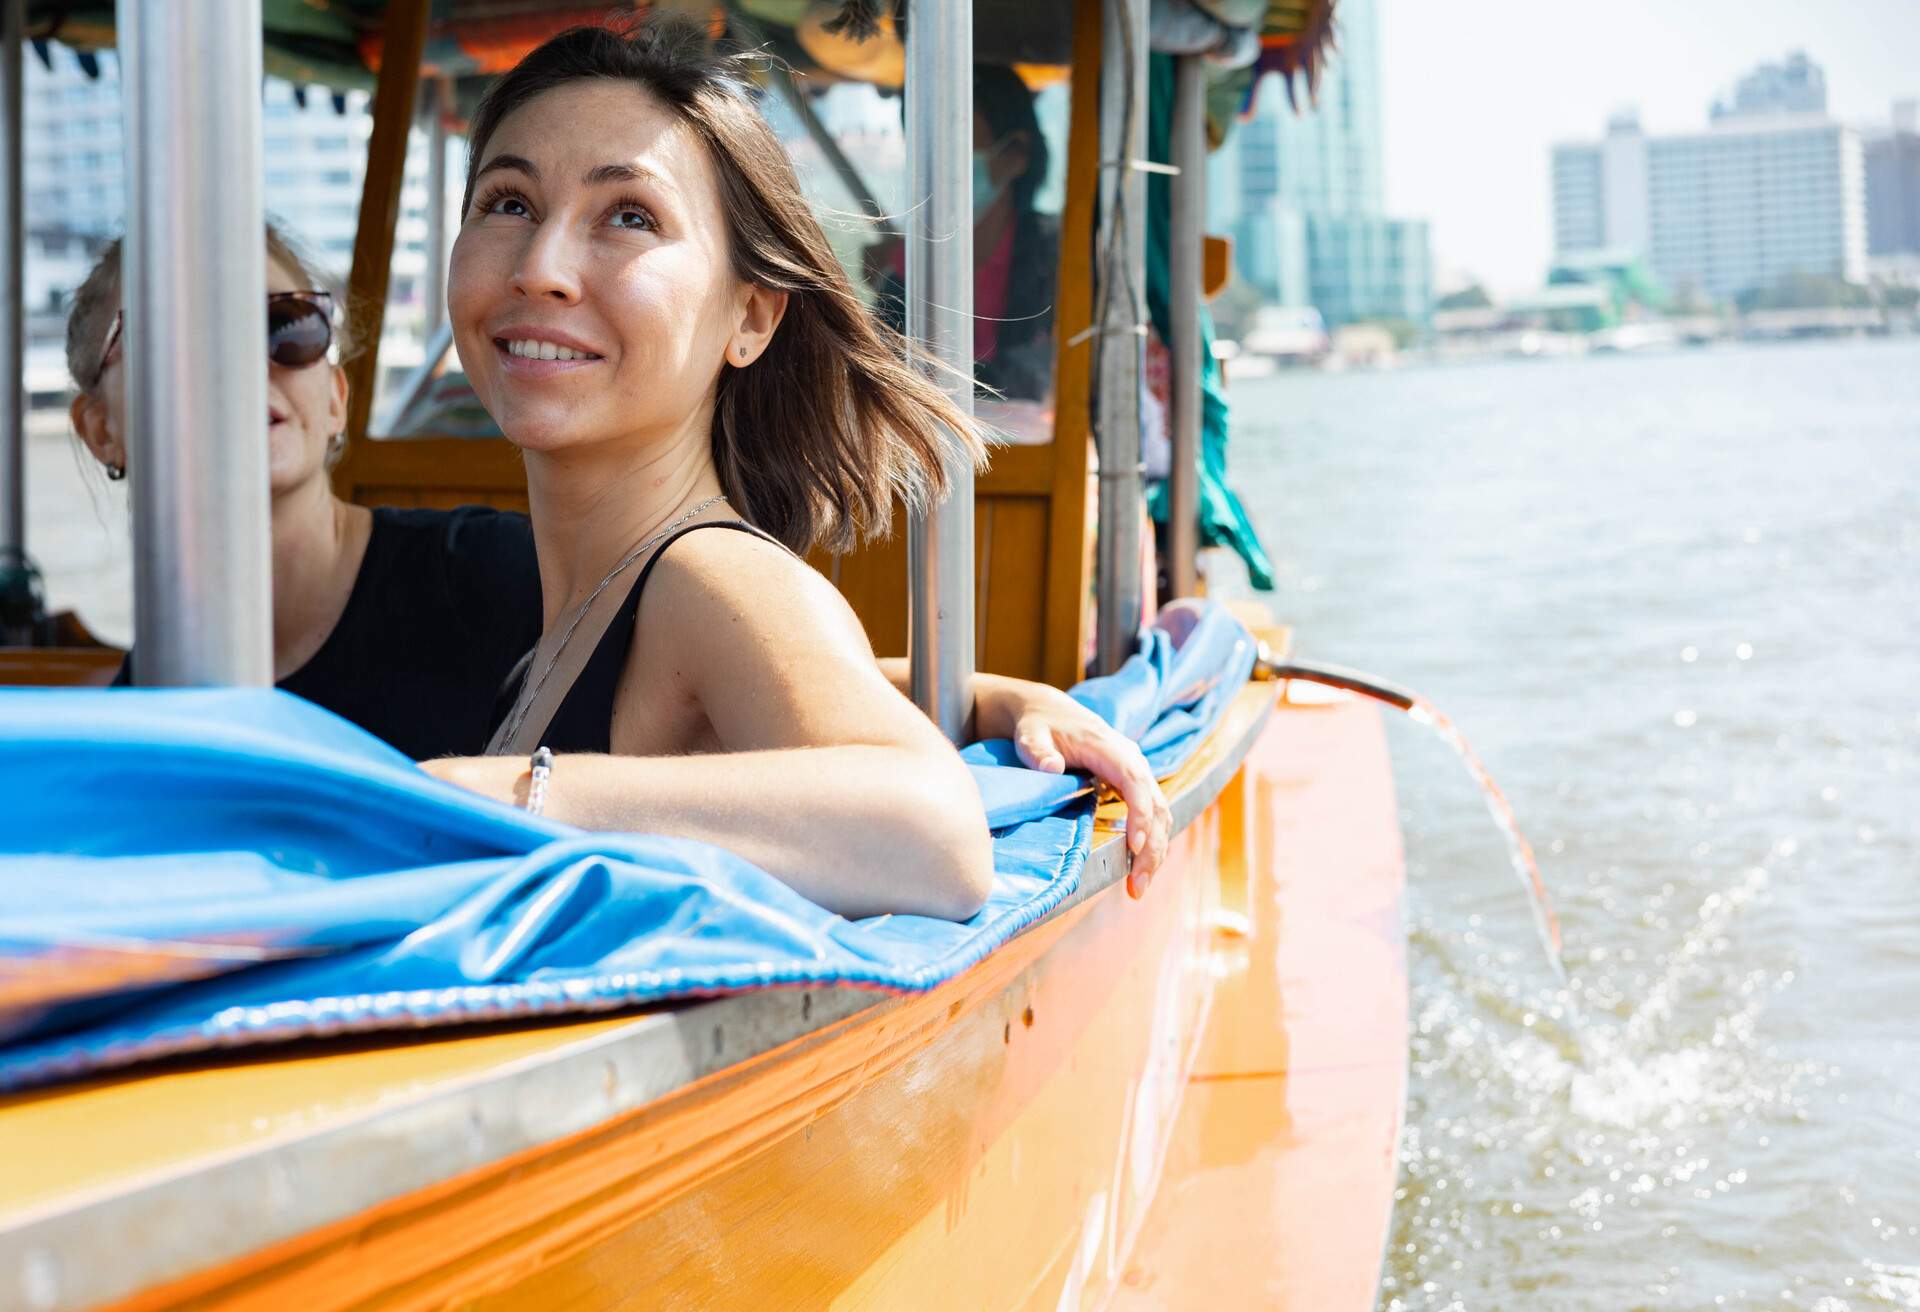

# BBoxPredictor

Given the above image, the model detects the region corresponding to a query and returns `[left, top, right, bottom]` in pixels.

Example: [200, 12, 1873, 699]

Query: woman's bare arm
[427, 533, 995, 921]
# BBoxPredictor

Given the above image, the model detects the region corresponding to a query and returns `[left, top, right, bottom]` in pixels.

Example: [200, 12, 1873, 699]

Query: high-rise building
[1208, 0, 1430, 326]
[1552, 111, 1654, 258]
[1864, 101, 1920, 261]
[1551, 54, 1866, 302]
[1713, 51, 1827, 120]
[21, 43, 443, 388]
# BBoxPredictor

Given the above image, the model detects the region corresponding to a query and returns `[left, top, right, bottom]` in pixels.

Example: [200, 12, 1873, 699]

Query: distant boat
[1590, 321, 1681, 353]
[1241, 305, 1332, 366]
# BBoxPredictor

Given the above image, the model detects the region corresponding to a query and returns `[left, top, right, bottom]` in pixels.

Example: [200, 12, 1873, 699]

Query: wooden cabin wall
[333, 0, 1105, 689]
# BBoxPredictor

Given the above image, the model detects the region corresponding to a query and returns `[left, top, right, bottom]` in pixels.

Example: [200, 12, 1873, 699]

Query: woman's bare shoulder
[637, 523, 870, 655]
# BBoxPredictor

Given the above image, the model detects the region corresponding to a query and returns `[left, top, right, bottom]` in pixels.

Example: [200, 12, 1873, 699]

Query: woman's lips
[493, 337, 603, 378]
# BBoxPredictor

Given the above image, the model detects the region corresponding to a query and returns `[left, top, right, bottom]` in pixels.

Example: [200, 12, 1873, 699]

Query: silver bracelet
[524, 746, 554, 816]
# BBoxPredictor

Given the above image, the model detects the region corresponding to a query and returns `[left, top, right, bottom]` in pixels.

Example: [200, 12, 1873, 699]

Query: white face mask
[972, 141, 1004, 220]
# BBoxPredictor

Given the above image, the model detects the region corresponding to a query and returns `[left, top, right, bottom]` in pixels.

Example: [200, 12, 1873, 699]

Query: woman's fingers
[1111, 748, 1170, 898]
[1013, 716, 1068, 773]
[1061, 728, 1167, 898]
[1004, 701, 1170, 901]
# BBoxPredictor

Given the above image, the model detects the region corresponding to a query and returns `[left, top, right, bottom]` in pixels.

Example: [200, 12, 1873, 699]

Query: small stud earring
[737, 346, 748, 359]
[106, 462, 126, 481]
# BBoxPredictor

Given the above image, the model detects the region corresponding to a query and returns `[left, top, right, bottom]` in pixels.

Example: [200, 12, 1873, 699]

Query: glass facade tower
[1209, 0, 1431, 327]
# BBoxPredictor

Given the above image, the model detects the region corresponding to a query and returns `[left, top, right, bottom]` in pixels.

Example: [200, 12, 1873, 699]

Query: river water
[1220, 338, 1920, 1311]
[20, 339, 1920, 1308]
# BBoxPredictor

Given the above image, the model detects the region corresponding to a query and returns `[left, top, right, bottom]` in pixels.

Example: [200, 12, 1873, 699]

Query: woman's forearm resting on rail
[423, 746, 994, 922]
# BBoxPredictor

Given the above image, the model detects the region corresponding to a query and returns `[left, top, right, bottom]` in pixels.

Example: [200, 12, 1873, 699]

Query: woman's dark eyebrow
[585, 162, 671, 192]
[473, 153, 539, 184]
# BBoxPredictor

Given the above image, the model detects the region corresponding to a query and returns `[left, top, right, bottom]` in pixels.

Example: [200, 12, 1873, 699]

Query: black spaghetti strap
[509, 519, 778, 754]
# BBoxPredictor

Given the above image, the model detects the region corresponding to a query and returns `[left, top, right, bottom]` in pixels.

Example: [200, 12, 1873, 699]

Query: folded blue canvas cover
[0, 604, 1255, 1089]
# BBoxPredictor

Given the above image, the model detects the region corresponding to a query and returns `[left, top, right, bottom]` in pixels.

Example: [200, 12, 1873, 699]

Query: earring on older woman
[106, 462, 126, 481]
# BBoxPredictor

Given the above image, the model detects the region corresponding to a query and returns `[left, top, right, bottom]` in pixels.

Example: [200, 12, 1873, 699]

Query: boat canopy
[21, 0, 1335, 133]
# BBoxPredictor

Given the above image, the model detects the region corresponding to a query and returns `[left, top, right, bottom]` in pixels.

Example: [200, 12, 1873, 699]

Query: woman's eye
[610, 205, 656, 232]
[482, 192, 530, 219]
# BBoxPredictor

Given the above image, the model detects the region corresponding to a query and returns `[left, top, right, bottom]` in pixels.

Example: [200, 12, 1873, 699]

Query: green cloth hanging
[1142, 53, 1276, 591]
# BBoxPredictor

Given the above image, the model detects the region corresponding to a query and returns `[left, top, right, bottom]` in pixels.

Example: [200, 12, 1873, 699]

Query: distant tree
[1435, 284, 1492, 311]
[1357, 317, 1421, 349]
[1736, 273, 1872, 313]
[1877, 284, 1919, 312]
[1665, 278, 1722, 318]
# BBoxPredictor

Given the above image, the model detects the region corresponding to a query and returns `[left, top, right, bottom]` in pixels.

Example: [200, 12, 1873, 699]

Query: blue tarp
[0, 604, 1256, 1090]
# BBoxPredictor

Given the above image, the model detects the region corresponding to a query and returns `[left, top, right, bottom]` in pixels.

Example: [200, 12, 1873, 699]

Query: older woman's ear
[70, 391, 126, 475]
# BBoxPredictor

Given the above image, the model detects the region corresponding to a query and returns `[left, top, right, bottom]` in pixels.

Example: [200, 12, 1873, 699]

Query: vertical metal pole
[904, 0, 974, 741]
[121, 0, 272, 685]
[1166, 53, 1205, 600]
[422, 77, 447, 337]
[0, 0, 24, 572]
[1094, 0, 1147, 674]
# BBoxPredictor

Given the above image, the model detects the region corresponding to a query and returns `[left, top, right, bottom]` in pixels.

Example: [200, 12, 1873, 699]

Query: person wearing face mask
[62, 221, 1168, 869]
[65, 224, 545, 760]
[866, 64, 1059, 404]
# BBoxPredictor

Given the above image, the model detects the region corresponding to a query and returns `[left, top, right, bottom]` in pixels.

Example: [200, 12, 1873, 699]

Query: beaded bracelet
[524, 746, 554, 817]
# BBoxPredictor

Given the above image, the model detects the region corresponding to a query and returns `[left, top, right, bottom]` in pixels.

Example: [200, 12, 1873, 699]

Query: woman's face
[73, 253, 347, 499]
[263, 256, 350, 494]
[448, 80, 752, 456]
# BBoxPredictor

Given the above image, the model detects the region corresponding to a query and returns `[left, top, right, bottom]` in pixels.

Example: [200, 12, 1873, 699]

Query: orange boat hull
[0, 689, 1404, 1312]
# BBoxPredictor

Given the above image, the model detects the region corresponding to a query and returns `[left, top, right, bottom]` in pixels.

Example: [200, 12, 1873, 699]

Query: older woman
[421, 21, 1171, 918]
[66, 224, 543, 759]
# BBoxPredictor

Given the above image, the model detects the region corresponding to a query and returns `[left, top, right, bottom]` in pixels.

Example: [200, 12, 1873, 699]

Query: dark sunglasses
[97, 290, 336, 384]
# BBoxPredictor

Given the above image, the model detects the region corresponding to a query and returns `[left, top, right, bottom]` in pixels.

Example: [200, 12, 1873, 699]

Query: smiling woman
[418, 19, 1007, 921]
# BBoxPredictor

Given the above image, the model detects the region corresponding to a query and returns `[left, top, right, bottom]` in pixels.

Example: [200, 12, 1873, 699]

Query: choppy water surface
[1225, 339, 1920, 1310]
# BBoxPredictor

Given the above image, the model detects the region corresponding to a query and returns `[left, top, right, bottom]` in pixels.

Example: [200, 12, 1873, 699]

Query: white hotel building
[1552, 103, 1867, 302]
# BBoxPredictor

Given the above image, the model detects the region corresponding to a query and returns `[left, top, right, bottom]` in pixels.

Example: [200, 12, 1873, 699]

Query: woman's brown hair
[461, 19, 987, 554]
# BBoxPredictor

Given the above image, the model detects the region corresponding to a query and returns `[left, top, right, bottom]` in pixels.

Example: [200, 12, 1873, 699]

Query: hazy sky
[1376, 0, 1920, 294]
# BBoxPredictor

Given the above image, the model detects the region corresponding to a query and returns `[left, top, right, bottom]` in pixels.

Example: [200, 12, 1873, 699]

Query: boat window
[364, 77, 477, 441]
[757, 2, 1075, 446]
[362, 2, 1077, 448]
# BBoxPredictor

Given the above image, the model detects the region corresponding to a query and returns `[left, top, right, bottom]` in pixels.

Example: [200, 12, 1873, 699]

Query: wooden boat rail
[0, 681, 1276, 1312]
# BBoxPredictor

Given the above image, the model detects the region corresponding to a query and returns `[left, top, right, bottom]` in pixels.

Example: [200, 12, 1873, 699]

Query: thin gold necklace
[497, 493, 727, 748]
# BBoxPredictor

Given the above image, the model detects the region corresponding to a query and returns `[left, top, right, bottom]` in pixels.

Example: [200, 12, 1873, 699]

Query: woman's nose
[510, 222, 584, 304]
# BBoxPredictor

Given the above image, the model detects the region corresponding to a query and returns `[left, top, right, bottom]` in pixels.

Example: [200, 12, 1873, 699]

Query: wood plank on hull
[460, 816, 1216, 1311]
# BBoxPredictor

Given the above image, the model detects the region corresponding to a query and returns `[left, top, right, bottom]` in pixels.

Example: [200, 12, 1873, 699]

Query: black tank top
[495, 519, 778, 754]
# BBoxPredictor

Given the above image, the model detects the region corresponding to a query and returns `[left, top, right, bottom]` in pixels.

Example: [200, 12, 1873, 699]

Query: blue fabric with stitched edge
[0, 603, 1255, 1089]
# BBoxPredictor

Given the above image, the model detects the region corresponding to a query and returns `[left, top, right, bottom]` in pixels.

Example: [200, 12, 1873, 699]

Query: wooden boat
[0, 1, 1406, 1307]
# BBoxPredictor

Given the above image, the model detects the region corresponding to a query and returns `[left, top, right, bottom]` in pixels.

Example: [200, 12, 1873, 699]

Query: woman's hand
[973, 674, 1172, 896]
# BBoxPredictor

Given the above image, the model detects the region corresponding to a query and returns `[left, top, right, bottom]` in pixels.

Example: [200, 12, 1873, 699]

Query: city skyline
[1376, 0, 1920, 295]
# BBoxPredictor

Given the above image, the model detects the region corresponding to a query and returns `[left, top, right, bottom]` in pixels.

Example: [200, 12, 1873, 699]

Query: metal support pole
[1094, 0, 1148, 674]
[904, 0, 974, 741]
[0, 0, 24, 574]
[422, 77, 447, 337]
[1166, 53, 1205, 600]
[120, 0, 272, 685]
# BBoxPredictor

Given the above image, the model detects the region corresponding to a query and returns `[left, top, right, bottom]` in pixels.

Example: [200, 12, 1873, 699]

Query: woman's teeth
[505, 339, 596, 361]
